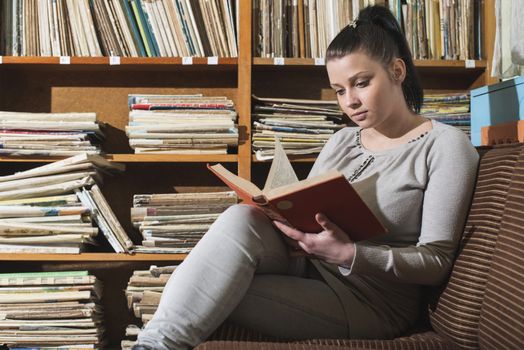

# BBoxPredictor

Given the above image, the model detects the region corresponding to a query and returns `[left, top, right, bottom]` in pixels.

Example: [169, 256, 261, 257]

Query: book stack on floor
[0, 270, 104, 348]
[121, 265, 177, 349]
[131, 191, 237, 254]
[0, 153, 132, 254]
[0, 111, 103, 157]
[127, 94, 239, 155]
[420, 93, 471, 137]
[252, 95, 346, 160]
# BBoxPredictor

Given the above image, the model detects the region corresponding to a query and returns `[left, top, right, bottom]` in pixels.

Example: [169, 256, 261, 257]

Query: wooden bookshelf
[0, 0, 497, 347]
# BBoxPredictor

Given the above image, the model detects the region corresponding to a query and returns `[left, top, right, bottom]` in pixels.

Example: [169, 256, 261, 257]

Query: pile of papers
[121, 265, 177, 349]
[252, 95, 346, 160]
[0, 154, 132, 254]
[127, 94, 239, 155]
[421, 93, 471, 137]
[0, 111, 103, 157]
[131, 191, 237, 254]
[0, 270, 104, 348]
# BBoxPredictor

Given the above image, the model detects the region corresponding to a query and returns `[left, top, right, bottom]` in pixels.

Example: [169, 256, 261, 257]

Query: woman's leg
[136, 204, 306, 350]
[228, 274, 348, 340]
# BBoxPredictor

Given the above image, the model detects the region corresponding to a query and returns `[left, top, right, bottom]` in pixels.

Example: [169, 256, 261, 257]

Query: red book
[207, 164, 386, 241]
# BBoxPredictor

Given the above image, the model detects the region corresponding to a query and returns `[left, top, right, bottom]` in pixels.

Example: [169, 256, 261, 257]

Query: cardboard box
[481, 120, 524, 145]
[470, 76, 524, 146]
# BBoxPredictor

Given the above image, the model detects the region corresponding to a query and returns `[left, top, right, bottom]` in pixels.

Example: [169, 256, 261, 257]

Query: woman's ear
[390, 58, 406, 83]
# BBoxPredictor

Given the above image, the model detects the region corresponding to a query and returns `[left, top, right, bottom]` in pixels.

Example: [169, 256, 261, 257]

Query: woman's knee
[208, 204, 277, 243]
[218, 204, 270, 228]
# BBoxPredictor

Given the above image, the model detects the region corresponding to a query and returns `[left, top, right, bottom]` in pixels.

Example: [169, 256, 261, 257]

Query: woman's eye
[335, 89, 345, 95]
[356, 80, 369, 88]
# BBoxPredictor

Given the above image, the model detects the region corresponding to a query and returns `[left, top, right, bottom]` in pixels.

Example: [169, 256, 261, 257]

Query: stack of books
[253, 0, 353, 58]
[131, 191, 237, 254]
[126, 94, 239, 155]
[390, 0, 482, 60]
[0, 270, 104, 348]
[122, 265, 177, 349]
[253, 0, 481, 61]
[0, 111, 102, 157]
[421, 93, 471, 137]
[0, 153, 132, 254]
[252, 95, 346, 160]
[0, 0, 237, 58]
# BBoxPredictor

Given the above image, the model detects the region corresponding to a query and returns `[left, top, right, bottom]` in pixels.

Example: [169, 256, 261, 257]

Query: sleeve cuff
[338, 242, 359, 276]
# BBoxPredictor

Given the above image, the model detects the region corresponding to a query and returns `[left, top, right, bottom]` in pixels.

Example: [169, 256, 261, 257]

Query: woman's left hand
[273, 213, 356, 266]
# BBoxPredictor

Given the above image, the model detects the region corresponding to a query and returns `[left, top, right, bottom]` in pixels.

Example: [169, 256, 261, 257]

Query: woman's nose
[344, 91, 361, 109]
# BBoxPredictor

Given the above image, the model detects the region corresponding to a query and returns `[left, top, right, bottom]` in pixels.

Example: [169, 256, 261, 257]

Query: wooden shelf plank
[252, 155, 316, 163]
[0, 252, 187, 262]
[0, 56, 238, 65]
[253, 57, 487, 69]
[413, 59, 487, 68]
[0, 154, 238, 163]
[108, 154, 238, 163]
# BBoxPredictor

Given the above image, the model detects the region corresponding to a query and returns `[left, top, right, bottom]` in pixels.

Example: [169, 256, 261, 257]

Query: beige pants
[137, 204, 348, 350]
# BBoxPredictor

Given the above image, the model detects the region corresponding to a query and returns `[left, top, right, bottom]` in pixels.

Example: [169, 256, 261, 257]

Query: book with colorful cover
[129, 0, 158, 56]
[122, 0, 147, 56]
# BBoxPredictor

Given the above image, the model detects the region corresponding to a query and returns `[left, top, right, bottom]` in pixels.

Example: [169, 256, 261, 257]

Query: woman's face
[326, 51, 404, 129]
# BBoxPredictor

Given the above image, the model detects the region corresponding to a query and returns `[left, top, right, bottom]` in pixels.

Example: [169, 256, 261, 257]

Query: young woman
[133, 6, 479, 350]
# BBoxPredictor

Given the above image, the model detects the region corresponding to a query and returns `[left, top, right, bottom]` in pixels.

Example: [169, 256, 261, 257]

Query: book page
[263, 138, 299, 191]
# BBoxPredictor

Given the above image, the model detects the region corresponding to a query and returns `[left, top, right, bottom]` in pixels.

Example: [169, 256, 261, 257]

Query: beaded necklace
[350, 128, 429, 182]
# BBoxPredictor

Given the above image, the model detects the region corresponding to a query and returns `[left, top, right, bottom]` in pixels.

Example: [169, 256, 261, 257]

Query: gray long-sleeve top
[308, 120, 479, 339]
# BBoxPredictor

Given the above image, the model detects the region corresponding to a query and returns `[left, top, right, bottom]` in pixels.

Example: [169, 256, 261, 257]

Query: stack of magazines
[122, 265, 177, 349]
[252, 95, 346, 160]
[0, 111, 103, 157]
[0, 270, 104, 348]
[127, 94, 239, 155]
[131, 191, 237, 254]
[421, 93, 471, 137]
[0, 153, 132, 254]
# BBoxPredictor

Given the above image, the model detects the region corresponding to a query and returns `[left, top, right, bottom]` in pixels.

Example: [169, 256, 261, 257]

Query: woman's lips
[352, 111, 367, 121]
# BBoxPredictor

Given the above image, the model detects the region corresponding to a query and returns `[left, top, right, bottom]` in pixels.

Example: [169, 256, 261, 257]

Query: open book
[208, 141, 386, 241]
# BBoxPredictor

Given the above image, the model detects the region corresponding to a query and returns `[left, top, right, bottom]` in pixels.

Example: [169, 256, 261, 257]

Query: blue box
[470, 76, 524, 146]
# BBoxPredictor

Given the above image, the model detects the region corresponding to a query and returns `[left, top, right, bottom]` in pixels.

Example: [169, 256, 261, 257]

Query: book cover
[208, 140, 386, 241]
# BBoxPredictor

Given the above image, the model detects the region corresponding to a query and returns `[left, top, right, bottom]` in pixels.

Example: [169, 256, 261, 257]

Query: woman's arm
[342, 130, 479, 285]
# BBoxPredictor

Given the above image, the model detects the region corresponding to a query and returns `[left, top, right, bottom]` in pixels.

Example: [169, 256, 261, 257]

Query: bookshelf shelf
[0, 154, 238, 164]
[0, 56, 238, 66]
[253, 57, 325, 66]
[252, 155, 316, 163]
[253, 57, 487, 70]
[0, 253, 187, 262]
[413, 59, 487, 69]
[107, 154, 238, 163]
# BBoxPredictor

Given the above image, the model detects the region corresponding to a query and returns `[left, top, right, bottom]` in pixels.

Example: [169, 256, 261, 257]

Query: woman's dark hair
[326, 6, 423, 113]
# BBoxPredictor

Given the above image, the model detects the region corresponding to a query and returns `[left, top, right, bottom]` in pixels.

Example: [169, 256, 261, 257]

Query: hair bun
[357, 5, 401, 35]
